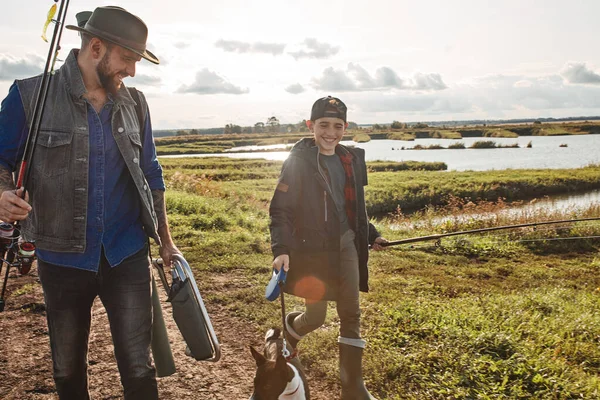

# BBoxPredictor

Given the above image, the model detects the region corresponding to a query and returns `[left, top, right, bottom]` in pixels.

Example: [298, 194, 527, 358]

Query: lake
[160, 134, 600, 171]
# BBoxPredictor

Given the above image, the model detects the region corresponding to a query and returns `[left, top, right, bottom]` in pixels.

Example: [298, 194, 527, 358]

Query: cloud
[215, 39, 285, 55]
[413, 73, 447, 90]
[177, 69, 249, 95]
[129, 74, 162, 87]
[289, 38, 340, 60]
[312, 67, 358, 91]
[373, 66, 404, 89]
[0, 54, 45, 81]
[173, 42, 191, 49]
[561, 62, 600, 85]
[311, 63, 447, 92]
[352, 72, 600, 117]
[145, 43, 169, 66]
[284, 83, 305, 94]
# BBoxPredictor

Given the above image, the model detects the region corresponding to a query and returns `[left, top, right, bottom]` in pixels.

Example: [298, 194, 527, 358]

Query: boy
[269, 96, 387, 399]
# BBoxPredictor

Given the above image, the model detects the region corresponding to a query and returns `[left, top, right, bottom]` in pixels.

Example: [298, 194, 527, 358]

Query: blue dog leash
[265, 267, 286, 301]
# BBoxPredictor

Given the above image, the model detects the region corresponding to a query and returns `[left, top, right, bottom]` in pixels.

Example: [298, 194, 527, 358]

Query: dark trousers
[37, 246, 158, 400]
[294, 229, 362, 339]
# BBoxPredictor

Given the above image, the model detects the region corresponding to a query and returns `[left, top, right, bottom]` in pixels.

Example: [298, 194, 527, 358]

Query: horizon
[155, 115, 600, 132]
[3, 1, 600, 129]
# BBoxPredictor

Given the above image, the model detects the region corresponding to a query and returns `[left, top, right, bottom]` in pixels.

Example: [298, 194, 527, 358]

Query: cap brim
[66, 24, 160, 65]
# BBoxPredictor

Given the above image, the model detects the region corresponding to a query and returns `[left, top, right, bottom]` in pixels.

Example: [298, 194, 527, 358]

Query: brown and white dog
[249, 328, 310, 400]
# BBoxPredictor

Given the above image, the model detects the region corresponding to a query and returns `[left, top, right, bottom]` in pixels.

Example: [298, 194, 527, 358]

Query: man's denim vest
[15, 50, 160, 253]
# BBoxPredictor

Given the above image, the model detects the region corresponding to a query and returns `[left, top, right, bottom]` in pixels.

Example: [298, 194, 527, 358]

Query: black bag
[154, 254, 221, 362]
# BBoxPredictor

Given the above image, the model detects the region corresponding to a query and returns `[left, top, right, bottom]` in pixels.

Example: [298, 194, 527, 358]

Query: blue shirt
[0, 83, 165, 271]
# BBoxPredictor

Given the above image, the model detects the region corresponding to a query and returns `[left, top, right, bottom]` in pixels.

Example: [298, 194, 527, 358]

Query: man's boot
[339, 338, 378, 400]
[284, 311, 304, 353]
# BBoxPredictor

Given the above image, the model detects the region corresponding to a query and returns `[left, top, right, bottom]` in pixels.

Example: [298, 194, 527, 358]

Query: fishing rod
[0, 0, 70, 312]
[380, 216, 600, 248]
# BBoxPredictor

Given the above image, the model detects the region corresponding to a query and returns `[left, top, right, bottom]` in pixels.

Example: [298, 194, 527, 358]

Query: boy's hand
[372, 236, 388, 251]
[272, 254, 289, 272]
[0, 188, 31, 223]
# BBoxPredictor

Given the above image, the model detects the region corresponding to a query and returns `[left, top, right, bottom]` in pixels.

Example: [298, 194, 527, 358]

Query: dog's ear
[250, 346, 267, 366]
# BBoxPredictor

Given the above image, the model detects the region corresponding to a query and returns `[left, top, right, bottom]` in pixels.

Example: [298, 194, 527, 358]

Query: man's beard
[96, 52, 120, 96]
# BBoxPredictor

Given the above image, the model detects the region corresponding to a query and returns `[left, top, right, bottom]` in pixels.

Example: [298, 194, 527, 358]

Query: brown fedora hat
[67, 6, 159, 65]
[75, 11, 92, 28]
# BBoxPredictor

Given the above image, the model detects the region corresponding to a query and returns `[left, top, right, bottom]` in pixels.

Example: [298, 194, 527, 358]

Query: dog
[249, 327, 310, 399]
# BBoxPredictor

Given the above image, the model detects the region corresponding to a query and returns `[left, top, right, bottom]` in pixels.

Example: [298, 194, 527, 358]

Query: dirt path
[0, 264, 338, 399]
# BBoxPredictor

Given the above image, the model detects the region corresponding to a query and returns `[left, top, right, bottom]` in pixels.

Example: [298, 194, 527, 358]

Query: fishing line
[382, 220, 600, 253]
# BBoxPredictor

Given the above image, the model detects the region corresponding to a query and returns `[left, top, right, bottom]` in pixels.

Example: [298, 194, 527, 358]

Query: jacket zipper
[316, 151, 333, 223]
[324, 191, 328, 222]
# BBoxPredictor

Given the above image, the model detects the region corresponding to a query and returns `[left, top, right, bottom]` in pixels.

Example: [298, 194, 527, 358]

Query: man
[0, 6, 179, 399]
[269, 96, 388, 399]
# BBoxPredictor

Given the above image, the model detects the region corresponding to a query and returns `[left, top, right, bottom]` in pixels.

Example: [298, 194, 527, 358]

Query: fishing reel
[0, 222, 36, 275]
[0, 222, 13, 251]
[15, 241, 36, 275]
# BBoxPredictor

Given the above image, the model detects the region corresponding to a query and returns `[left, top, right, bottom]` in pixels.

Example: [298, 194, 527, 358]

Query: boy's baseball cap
[310, 96, 347, 122]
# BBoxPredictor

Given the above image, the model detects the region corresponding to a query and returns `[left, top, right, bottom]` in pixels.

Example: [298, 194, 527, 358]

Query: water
[505, 189, 600, 215]
[447, 189, 600, 221]
[344, 135, 600, 171]
[161, 134, 600, 171]
[388, 189, 600, 231]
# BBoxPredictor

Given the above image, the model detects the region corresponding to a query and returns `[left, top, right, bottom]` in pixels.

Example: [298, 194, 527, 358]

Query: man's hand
[272, 254, 289, 272]
[0, 188, 31, 223]
[158, 241, 182, 268]
[371, 236, 388, 251]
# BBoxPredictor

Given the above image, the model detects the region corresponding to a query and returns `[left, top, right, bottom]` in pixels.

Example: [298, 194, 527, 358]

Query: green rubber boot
[284, 311, 304, 353]
[339, 341, 377, 400]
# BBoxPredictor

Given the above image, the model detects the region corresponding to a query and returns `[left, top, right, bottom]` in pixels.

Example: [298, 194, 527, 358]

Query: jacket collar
[62, 49, 136, 107]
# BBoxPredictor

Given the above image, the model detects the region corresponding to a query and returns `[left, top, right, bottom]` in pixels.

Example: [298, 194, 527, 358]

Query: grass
[433, 130, 462, 139]
[484, 129, 519, 138]
[399, 141, 521, 150]
[156, 157, 600, 399]
[366, 165, 600, 215]
[537, 126, 581, 136]
[412, 144, 445, 150]
[386, 132, 416, 141]
[353, 133, 372, 143]
[367, 161, 447, 172]
[448, 142, 466, 149]
[470, 141, 520, 149]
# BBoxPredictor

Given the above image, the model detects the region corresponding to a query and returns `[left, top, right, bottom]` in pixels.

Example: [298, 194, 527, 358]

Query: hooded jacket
[269, 138, 380, 301]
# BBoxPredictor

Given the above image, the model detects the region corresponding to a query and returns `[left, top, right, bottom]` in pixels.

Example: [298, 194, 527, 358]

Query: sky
[2, 0, 600, 129]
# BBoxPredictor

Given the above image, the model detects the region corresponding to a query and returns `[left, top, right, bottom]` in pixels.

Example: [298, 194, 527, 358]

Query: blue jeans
[37, 246, 157, 400]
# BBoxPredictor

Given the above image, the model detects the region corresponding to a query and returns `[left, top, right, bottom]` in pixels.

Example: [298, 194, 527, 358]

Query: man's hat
[66, 6, 159, 65]
[75, 11, 92, 28]
[310, 96, 347, 122]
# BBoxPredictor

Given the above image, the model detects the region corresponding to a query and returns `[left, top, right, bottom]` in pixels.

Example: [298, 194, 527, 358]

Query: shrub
[470, 140, 497, 149]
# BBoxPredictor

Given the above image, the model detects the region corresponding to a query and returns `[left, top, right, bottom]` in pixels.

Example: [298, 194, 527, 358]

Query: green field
[159, 158, 600, 399]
